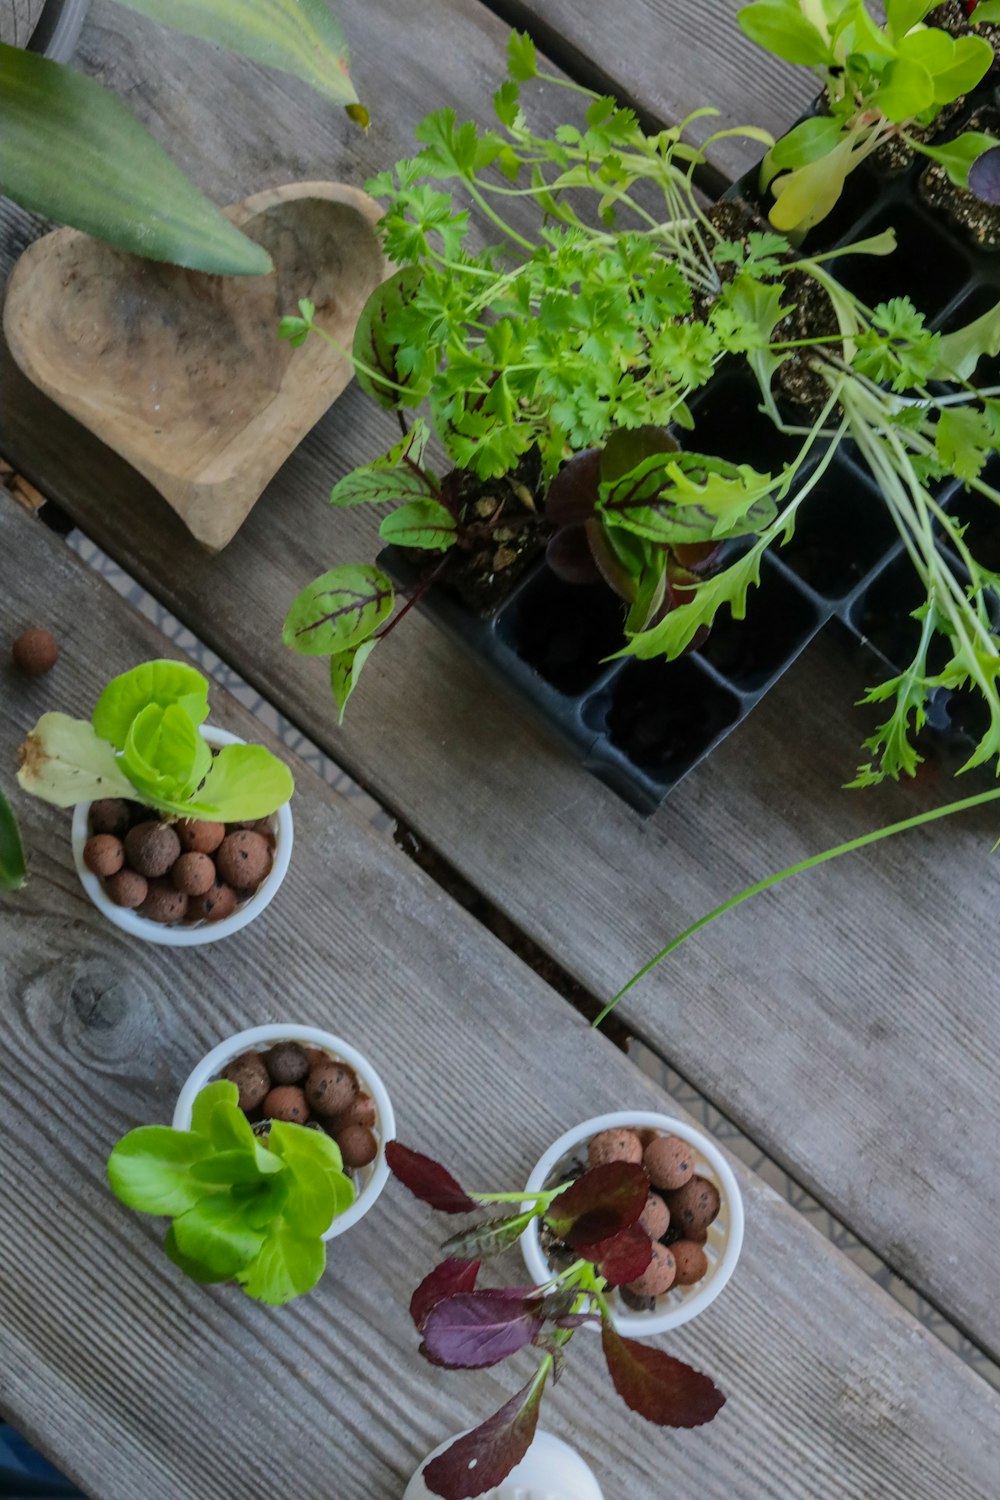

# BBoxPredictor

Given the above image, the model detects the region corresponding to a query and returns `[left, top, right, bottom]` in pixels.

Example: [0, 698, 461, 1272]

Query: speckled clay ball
[176, 818, 226, 854]
[222, 1051, 271, 1111]
[187, 878, 237, 923]
[671, 1240, 709, 1286]
[665, 1176, 721, 1238]
[125, 821, 181, 879]
[89, 799, 132, 838]
[644, 1135, 696, 1191]
[171, 851, 217, 897]
[337, 1123, 378, 1169]
[638, 1191, 670, 1241]
[587, 1128, 643, 1168]
[265, 1042, 309, 1085]
[263, 1086, 310, 1124]
[83, 834, 125, 878]
[337, 1092, 376, 1130]
[626, 1243, 676, 1297]
[12, 629, 58, 676]
[105, 869, 148, 909]
[140, 878, 188, 924]
[306, 1060, 357, 1117]
[216, 830, 272, 891]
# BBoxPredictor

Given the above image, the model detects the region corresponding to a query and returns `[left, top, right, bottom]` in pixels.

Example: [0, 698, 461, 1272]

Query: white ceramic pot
[71, 726, 293, 947]
[172, 1024, 395, 1241]
[521, 1111, 744, 1338]
[403, 1429, 604, 1500]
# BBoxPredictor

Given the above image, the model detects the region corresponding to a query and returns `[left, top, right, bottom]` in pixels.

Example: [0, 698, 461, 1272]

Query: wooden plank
[2, 494, 1000, 1500]
[485, 0, 818, 182]
[2, 0, 999, 1360]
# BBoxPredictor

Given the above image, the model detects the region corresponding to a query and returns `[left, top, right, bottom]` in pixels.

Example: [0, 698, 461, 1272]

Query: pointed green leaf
[113, 0, 363, 115]
[0, 43, 271, 276]
[329, 423, 435, 508]
[378, 500, 457, 550]
[330, 639, 378, 724]
[0, 784, 27, 892]
[283, 565, 394, 656]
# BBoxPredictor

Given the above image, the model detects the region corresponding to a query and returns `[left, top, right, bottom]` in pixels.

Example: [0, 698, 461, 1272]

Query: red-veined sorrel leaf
[585, 1224, 654, 1286]
[601, 1318, 725, 1427]
[421, 1291, 544, 1369]
[422, 1366, 549, 1499]
[544, 1162, 648, 1249]
[385, 1142, 478, 1214]
[545, 448, 601, 526]
[410, 1258, 480, 1331]
[442, 1209, 538, 1260]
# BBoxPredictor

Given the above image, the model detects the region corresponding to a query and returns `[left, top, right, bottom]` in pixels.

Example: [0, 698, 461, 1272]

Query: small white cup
[403, 1428, 604, 1500]
[521, 1112, 744, 1337]
[71, 725, 293, 946]
[172, 1024, 395, 1241]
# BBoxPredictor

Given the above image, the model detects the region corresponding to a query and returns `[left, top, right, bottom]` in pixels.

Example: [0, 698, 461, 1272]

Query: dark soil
[435, 448, 549, 616]
[919, 106, 1000, 248]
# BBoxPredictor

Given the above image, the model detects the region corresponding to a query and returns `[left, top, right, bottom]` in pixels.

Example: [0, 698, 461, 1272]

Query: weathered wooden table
[2, 2, 999, 1496]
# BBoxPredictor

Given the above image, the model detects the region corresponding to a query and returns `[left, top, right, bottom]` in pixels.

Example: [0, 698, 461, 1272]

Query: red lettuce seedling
[388, 1140, 725, 1499]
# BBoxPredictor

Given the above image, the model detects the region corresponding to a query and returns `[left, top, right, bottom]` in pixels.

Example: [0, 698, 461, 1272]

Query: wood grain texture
[0, 0, 46, 46]
[2, 493, 1000, 1500]
[3, 182, 388, 550]
[2, 0, 1000, 1360]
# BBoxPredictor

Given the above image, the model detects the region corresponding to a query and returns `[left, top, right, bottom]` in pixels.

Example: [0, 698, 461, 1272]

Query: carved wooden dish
[2, 182, 390, 550]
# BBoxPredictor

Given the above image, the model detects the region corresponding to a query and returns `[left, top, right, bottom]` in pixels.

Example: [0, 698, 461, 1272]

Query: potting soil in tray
[386, 79, 1000, 815]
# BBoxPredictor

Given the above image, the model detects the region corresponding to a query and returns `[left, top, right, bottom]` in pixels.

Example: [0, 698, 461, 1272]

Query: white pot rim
[521, 1111, 744, 1337]
[172, 1024, 396, 1240]
[71, 725, 293, 946]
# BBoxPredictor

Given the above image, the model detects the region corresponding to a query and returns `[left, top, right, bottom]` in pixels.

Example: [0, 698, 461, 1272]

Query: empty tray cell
[778, 463, 897, 598]
[688, 373, 800, 473]
[696, 555, 821, 691]
[832, 205, 970, 320]
[602, 656, 743, 776]
[496, 566, 625, 695]
[936, 285, 1000, 388]
[949, 480, 1000, 571]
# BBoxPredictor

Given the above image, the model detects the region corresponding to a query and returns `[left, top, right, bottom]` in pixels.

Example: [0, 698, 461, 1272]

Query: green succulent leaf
[93, 661, 209, 751]
[283, 566, 394, 657]
[0, 44, 272, 276]
[17, 712, 135, 809]
[113, 0, 364, 117]
[329, 639, 379, 724]
[0, 784, 27, 892]
[236, 1225, 327, 1304]
[107, 1127, 214, 1216]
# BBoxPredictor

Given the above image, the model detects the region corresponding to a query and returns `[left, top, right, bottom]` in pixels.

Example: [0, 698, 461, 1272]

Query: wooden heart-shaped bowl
[2, 182, 390, 550]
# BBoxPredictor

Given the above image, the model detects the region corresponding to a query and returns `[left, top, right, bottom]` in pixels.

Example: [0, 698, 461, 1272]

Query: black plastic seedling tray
[386, 82, 1000, 815]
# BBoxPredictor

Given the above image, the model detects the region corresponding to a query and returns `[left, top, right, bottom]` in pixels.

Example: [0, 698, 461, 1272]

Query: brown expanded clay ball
[672, 1240, 710, 1287]
[306, 1060, 357, 1118]
[638, 1191, 670, 1242]
[89, 799, 132, 838]
[187, 878, 237, 923]
[587, 1128, 643, 1168]
[12, 629, 58, 676]
[337, 1092, 376, 1130]
[665, 1176, 721, 1239]
[337, 1123, 378, 1169]
[141, 878, 188, 925]
[223, 1051, 271, 1112]
[83, 834, 125, 878]
[171, 852, 217, 897]
[216, 830, 272, 891]
[265, 1041, 310, 1085]
[176, 818, 225, 854]
[626, 1243, 676, 1297]
[644, 1134, 696, 1192]
[125, 821, 181, 879]
[105, 869, 148, 910]
[263, 1086, 309, 1124]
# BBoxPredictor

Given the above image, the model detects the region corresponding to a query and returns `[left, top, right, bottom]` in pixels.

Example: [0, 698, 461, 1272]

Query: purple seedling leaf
[545, 1161, 649, 1249]
[601, 1316, 726, 1427]
[385, 1142, 478, 1214]
[969, 145, 1000, 205]
[545, 448, 601, 526]
[410, 1258, 481, 1332]
[585, 1224, 654, 1287]
[422, 1366, 549, 1499]
[421, 1290, 544, 1369]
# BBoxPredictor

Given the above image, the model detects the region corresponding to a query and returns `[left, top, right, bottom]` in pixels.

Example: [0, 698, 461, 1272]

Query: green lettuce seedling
[739, 0, 995, 234]
[17, 659, 293, 821]
[107, 1080, 354, 1304]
